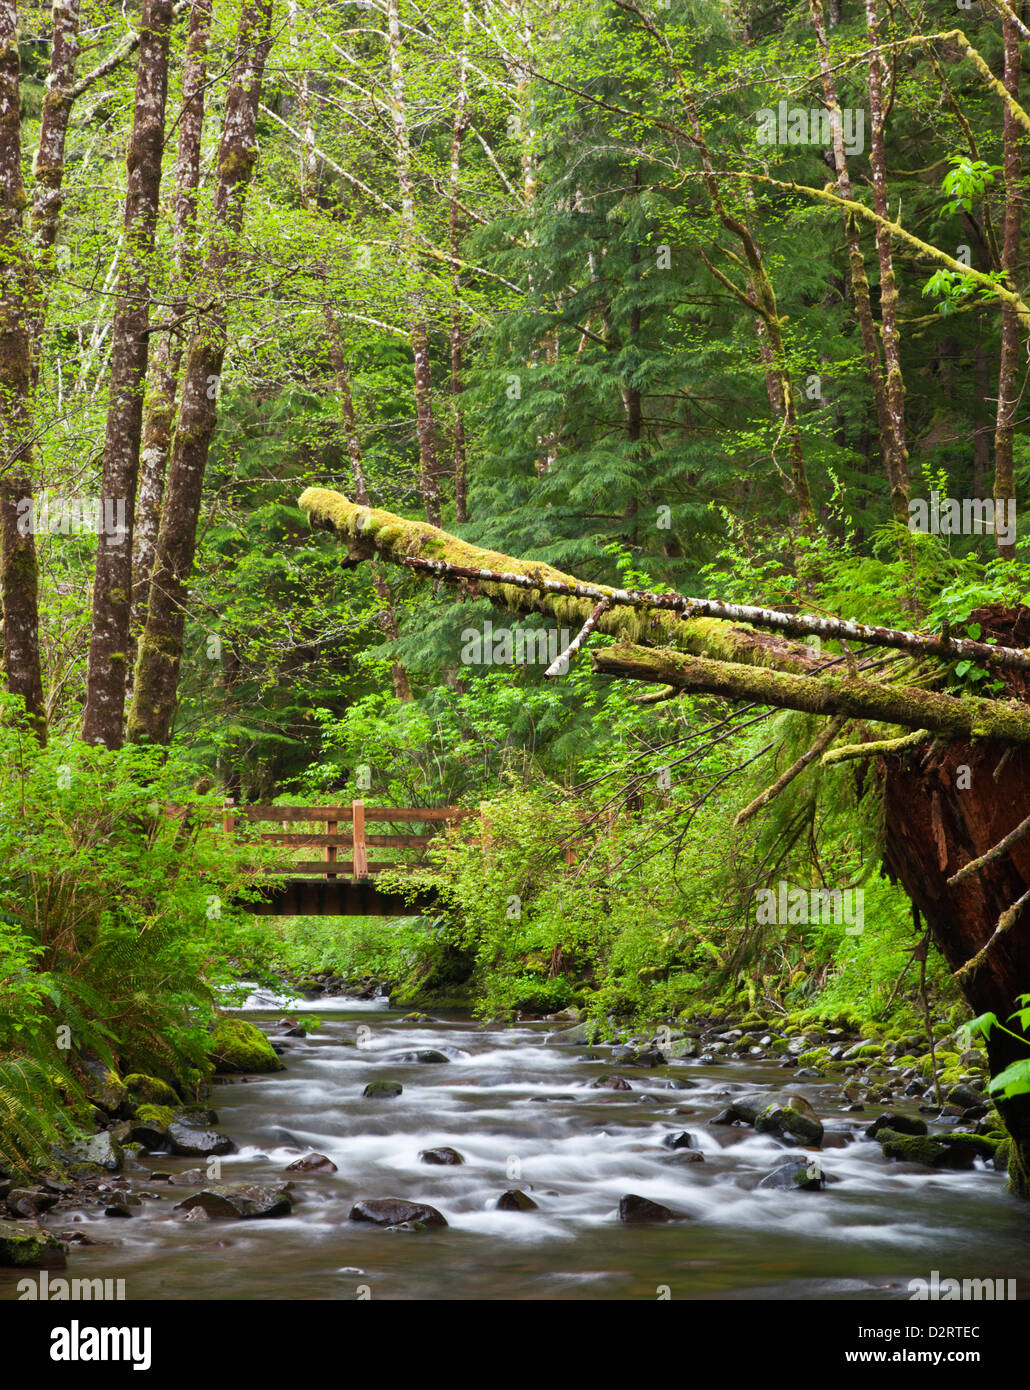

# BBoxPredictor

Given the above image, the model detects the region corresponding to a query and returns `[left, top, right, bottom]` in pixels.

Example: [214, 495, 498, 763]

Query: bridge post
[326, 816, 337, 879]
[352, 799, 368, 877]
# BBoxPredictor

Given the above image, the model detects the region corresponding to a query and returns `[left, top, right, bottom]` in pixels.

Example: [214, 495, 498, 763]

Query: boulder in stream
[591, 1074, 632, 1091]
[167, 1122, 237, 1159]
[363, 1080, 403, 1098]
[207, 1019, 285, 1074]
[286, 1153, 338, 1173]
[419, 1147, 464, 1165]
[395, 1050, 451, 1064]
[173, 1184, 292, 1219]
[865, 1111, 928, 1139]
[661, 1131, 696, 1151]
[51, 1131, 124, 1174]
[497, 1189, 538, 1211]
[349, 1198, 447, 1229]
[0, 1220, 68, 1268]
[618, 1193, 678, 1223]
[758, 1159, 826, 1192]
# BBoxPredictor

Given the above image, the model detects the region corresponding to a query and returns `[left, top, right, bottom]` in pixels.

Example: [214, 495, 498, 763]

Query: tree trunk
[127, 0, 275, 745]
[0, 0, 46, 739]
[82, 0, 174, 747]
[864, 0, 911, 523]
[881, 607, 1030, 1194]
[994, 17, 1021, 561]
[386, 0, 442, 526]
[132, 0, 211, 640]
[449, 3, 469, 524]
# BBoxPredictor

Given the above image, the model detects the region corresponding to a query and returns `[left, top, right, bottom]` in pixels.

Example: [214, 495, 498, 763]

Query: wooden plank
[352, 799, 368, 878]
[234, 805, 473, 823]
[268, 860, 410, 875]
[259, 832, 434, 849]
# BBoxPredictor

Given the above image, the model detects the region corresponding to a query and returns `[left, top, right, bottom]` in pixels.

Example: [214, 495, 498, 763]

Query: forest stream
[3, 988, 1029, 1302]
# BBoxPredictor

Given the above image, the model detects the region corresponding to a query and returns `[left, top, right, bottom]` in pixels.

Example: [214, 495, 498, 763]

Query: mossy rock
[136, 1104, 175, 1128]
[207, 1019, 285, 1074]
[878, 1128, 998, 1169]
[124, 1074, 180, 1107]
[84, 1068, 131, 1117]
[0, 1221, 67, 1269]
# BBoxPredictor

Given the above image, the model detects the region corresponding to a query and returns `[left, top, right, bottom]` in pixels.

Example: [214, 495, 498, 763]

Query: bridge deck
[227, 802, 472, 916]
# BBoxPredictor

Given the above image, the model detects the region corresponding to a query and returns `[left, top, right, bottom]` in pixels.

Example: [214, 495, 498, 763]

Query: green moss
[207, 1018, 285, 1074]
[0, 1221, 67, 1269]
[124, 1073, 179, 1107]
[135, 1103, 174, 1127]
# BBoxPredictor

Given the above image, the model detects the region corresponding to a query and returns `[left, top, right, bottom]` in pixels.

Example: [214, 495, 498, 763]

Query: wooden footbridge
[226, 803, 474, 916]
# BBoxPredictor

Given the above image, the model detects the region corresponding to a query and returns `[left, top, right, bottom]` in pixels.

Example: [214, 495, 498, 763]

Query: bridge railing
[222, 803, 474, 880]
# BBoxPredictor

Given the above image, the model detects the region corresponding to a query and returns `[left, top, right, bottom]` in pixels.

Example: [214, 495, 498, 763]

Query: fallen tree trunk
[298, 488, 1030, 1192]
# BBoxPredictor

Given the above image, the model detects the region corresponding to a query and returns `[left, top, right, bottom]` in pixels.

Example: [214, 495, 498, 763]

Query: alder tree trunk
[82, 0, 174, 747]
[128, 0, 274, 745]
[0, 0, 46, 738]
[994, 17, 1021, 561]
[132, 0, 211, 641]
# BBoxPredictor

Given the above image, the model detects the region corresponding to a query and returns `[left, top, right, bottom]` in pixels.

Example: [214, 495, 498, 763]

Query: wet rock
[497, 1190, 538, 1211]
[173, 1184, 292, 1219]
[181, 1205, 210, 1223]
[758, 1159, 825, 1192]
[104, 1194, 142, 1218]
[660, 1038, 698, 1060]
[207, 1018, 285, 1074]
[52, 1131, 123, 1174]
[286, 1153, 338, 1173]
[173, 1107, 220, 1128]
[660, 1149, 705, 1164]
[877, 1129, 998, 1169]
[166, 1168, 207, 1187]
[618, 1194, 677, 1223]
[363, 1080, 403, 1099]
[549, 1021, 600, 1045]
[167, 1123, 237, 1159]
[591, 1075, 632, 1090]
[349, 1198, 447, 1229]
[0, 1220, 67, 1268]
[82, 1061, 132, 1118]
[754, 1100, 824, 1147]
[865, 1111, 928, 1139]
[5, 1187, 59, 1219]
[395, 1049, 451, 1064]
[794, 1068, 823, 1080]
[661, 1131, 696, 1151]
[419, 1147, 464, 1166]
[946, 1083, 984, 1110]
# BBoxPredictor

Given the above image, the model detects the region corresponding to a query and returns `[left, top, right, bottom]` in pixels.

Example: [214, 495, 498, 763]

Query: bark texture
[127, 0, 275, 745]
[82, 0, 174, 746]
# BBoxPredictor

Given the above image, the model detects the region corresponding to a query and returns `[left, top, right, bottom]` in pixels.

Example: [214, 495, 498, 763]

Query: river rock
[497, 1189, 537, 1211]
[286, 1153, 338, 1173]
[124, 1073, 180, 1107]
[81, 1060, 132, 1118]
[396, 1050, 451, 1064]
[878, 1129, 998, 1169]
[349, 1198, 447, 1228]
[618, 1193, 677, 1223]
[946, 1083, 984, 1110]
[363, 1080, 403, 1098]
[0, 1220, 67, 1268]
[865, 1111, 928, 1139]
[104, 1194, 142, 1218]
[167, 1122, 237, 1158]
[207, 1018, 285, 1074]
[592, 1074, 632, 1090]
[419, 1147, 464, 1165]
[173, 1184, 292, 1219]
[52, 1131, 123, 1174]
[661, 1131, 696, 1150]
[758, 1159, 825, 1191]
[5, 1187, 59, 1218]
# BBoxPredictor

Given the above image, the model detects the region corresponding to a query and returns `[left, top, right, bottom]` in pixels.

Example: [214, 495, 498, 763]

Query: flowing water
[4, 989, 1029, 1301]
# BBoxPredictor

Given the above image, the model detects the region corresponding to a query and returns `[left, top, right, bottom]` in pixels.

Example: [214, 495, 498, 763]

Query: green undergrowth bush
[0, 702, 282, 1172]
